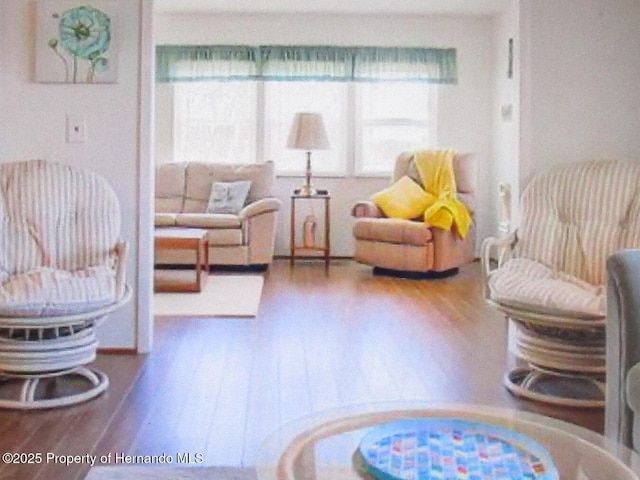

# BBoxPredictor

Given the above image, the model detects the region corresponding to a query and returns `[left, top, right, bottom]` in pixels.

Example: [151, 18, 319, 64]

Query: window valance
[156, 45, 457, 84]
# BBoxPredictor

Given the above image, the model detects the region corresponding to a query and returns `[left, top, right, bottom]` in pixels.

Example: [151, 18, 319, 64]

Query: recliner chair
[351, 151, 476, 275]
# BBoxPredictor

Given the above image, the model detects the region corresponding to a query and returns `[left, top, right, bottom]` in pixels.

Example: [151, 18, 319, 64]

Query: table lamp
[286, 112, 330, 196]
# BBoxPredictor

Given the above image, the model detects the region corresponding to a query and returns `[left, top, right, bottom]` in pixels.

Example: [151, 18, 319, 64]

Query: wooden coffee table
[154, 228, 209, 292]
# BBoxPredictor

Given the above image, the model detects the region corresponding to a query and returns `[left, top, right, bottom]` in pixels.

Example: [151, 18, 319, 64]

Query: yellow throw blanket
[413, 149, 472, 239]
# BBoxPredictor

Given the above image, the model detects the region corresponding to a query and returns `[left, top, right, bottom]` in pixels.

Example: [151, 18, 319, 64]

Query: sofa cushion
[228, 161, 275, 204]
[0, 266, 116, 317]
[175, 213, 242, 229]
[155, 162, 186, 213]
[206, 229, 243, 246]
[488, 257, 605, 318]
[182, 163, 214, 213]
[353, 218, 433, 246]
[182, 161, 276, 213]
[206, 181, 251, 214]
[155, 213, 177, 227]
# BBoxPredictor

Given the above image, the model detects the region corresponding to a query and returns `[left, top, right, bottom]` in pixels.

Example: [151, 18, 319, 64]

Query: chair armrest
[605, 249, 640, 448]
[239, 197, 282, 220]
[114, 240, 128, 301]
[480, 232, 518, 300]
[626, 364, 640, 414]
[352, 200, 385, 218]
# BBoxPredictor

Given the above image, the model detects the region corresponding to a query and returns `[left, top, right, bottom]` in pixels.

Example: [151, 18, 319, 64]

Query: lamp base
[297, 183, 317, 197]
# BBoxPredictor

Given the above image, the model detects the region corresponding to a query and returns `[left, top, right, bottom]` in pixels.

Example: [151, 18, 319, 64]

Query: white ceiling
[154, 0, 508, 16]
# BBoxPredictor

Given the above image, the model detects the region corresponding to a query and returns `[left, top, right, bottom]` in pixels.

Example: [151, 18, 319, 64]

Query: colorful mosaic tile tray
[356, 418, 559, 480]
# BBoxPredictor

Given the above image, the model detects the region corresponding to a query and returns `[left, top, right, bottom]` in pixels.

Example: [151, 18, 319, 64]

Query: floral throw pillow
[206, 181, 252, 214]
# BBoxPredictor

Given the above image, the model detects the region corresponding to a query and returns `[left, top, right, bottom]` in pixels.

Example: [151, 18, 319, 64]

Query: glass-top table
[255, 402, 640, 480]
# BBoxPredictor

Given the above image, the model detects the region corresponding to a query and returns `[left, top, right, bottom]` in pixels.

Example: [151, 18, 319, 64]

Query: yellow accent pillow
[371, 176, 431, 220]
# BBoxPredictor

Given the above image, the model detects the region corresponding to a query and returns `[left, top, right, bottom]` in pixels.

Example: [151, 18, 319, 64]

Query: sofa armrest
[155, 213, 177, 227]
[352, 200, 385, 219]
[239, 197, 282, 220]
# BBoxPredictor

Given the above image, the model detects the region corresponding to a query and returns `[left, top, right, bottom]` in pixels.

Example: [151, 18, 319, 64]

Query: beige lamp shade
[286, 112, 330, 151]
[286, 112, 330, 196]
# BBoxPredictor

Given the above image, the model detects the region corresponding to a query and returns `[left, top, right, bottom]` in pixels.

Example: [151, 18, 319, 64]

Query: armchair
[351, 152, 476, 275]
[605, 249, 640, 450]
[482, 160, 640, 407]
[0, 160, 131, 409]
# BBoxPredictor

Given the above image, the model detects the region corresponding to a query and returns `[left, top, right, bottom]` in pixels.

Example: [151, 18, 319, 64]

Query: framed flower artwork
[35, 0, 119, 84]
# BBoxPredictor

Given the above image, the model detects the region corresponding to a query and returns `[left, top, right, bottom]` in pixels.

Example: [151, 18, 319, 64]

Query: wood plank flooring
[0, 260, 604, 480]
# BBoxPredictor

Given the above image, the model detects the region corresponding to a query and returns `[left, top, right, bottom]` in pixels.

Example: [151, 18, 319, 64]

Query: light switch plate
[66, 115, 86, 143]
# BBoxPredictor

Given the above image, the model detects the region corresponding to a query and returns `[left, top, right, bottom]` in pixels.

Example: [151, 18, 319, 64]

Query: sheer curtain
[157, 45, 457, 83]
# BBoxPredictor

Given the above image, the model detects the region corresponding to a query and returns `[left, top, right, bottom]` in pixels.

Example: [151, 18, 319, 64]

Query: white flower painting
[36, 0, 119, 84]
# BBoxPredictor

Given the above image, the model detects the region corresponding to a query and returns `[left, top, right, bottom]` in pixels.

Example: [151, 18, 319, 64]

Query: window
[174, 82, 257, 164]
[264, 81, 348, 175]
[355, 82, 436, 175]
[162, 45, 451, 175]
[173, 81, 437, 176]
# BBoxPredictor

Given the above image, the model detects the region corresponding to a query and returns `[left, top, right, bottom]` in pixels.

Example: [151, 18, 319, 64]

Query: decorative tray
[355, 418, 559, 480]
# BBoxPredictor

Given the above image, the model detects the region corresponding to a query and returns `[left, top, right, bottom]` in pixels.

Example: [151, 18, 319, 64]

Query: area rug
[154, 275, 264, 318]
[84, 466, 256, 479]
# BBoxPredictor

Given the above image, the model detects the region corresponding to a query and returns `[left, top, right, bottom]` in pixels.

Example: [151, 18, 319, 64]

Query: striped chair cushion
[516, 160, 640, 286]
[0, 160, 121, 275]
[0, 267, 116, 317]
[488, 258, 605, 318]
[0, 160, 121, 316]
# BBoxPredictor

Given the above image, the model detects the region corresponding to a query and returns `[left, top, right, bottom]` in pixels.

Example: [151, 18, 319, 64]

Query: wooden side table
[154, 228, 209, 292]
[290, 191, 330, 269]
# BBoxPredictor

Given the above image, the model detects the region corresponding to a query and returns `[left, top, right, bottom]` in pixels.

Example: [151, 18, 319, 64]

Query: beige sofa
[351, 152, 476, 275]
[155, 161, 281, 268]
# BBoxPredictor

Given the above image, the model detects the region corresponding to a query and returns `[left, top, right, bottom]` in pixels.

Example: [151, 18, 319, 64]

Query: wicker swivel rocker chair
[0, 160, 131, 409]
[482, 159, 640, 408]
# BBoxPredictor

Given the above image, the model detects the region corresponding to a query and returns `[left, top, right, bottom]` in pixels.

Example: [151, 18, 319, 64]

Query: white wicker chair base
[514, 324, 605, 374]
[504, 367, 605, 408]
[0, 367, 109, 410]
[0, 286, 131, 410]
[0, 330, 98, 373]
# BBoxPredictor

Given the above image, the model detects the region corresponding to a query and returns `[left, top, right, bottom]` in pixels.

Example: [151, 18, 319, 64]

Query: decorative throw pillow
[371, 176, 431, 220]
[206, 181, 252, 214]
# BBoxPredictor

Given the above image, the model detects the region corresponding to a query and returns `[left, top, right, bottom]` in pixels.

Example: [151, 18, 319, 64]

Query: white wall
[0, 1, 153, 349]
[155, 12, 496, 257]
[491, 2, 520, 232]
[520, 0, 640, 189]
